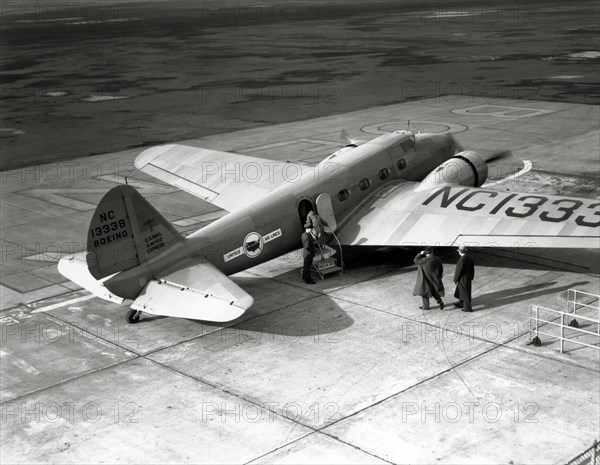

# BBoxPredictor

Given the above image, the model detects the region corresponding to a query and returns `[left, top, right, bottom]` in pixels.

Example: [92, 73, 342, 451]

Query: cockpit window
[401, 137, 415, 152]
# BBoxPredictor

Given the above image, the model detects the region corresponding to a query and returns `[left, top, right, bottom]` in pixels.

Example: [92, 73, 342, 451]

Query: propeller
[340, 129, 363, 146]
[448, 134, 464, 153]
[483, 149, 513, 163]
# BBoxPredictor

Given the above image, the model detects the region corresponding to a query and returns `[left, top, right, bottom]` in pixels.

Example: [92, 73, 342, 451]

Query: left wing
[336, 182, 600, 248]
[135, 144, 313, 212]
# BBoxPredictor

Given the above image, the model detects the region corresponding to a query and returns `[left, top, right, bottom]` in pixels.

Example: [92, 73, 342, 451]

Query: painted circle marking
[243, 232, 264, 258]
[360, 121, 468, 135]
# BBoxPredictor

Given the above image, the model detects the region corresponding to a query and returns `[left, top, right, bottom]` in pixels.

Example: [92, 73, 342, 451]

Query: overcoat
[453, 254, 474, 300]
[413, 253, 445, 297]
[301, 232, 316, 258]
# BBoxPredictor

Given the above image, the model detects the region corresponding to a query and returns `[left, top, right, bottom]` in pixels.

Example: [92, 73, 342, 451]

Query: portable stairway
[312, 231, 343, 280]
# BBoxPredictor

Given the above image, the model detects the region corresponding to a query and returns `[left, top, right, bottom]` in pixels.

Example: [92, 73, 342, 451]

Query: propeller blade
[340, 129, 363, 146]
[484, 149, 513, 163]
[449, 134, 463, 153]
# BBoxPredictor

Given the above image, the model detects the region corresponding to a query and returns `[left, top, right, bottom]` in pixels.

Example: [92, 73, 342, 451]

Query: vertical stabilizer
[86, 185, 183, 279]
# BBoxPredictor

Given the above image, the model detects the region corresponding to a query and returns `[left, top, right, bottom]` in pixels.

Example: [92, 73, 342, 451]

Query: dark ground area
[1, 0, 599, 170]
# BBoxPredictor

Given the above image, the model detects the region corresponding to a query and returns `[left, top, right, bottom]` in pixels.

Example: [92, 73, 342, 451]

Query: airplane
[58, 129, 600, 324]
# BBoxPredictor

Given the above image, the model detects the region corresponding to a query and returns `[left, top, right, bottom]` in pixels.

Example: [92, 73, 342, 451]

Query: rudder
[86, 185, 183, 279]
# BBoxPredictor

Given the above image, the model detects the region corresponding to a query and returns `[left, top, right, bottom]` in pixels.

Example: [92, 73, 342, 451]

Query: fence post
[560, 312, 564, 354]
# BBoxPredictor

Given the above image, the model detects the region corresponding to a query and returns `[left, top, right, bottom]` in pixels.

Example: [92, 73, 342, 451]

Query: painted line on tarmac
[31, 294, 95, 313]
[484, 160, 532, 187]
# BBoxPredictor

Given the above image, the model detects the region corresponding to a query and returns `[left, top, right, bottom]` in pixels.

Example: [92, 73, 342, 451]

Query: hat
[458, 245, 468, 252]
[423, 247, 433, 253]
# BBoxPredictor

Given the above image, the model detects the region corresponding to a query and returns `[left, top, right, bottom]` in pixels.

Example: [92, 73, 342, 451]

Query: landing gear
[126, 309, 142, 324]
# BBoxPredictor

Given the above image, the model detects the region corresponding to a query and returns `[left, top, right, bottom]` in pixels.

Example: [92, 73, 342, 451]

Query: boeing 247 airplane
[58, 130, 600, 323]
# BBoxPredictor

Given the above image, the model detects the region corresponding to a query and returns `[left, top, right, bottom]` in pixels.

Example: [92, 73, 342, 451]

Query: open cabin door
[316, 193, 337, 232]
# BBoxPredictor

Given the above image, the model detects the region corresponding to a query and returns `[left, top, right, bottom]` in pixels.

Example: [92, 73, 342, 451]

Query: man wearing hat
[304, 210, 327, 248]
[453, 246, 475, 312]
[301, 227, 317, 284]
[413, 247, 445, 310]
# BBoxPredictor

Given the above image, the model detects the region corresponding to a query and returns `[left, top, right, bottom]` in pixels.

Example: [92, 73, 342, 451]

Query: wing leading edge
[135, 144, 312, 212]
[336, 182, 600, 248]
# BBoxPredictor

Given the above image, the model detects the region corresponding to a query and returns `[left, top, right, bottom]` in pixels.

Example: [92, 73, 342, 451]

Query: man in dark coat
[453, 245, 475, 312]
[413, 247, 445, 310]
[301, 228, 316, 284]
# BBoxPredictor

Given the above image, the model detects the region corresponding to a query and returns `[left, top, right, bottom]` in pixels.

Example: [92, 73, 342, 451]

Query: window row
[337, 159, 406, 201]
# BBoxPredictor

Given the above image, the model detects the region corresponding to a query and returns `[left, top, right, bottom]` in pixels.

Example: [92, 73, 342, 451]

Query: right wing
[336, 182, 600, 248]
[135, 144, 313, 212]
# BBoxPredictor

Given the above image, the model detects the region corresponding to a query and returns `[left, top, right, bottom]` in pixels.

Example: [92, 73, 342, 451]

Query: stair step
[313, 258, 340, 273]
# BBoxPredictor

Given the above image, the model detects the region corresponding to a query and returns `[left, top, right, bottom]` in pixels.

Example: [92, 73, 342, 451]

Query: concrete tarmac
[1, 97, 599, 463]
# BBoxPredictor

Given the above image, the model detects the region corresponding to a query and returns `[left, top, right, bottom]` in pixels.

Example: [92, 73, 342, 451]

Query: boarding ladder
[311, 231, 344, 280]
[529, 289, 600, 354]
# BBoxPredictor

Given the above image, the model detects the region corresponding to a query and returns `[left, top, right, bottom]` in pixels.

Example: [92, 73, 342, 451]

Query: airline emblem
[224, 228, 282, 262]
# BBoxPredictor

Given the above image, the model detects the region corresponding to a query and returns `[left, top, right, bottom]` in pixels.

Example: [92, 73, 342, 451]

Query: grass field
[1, 0, 599, 170]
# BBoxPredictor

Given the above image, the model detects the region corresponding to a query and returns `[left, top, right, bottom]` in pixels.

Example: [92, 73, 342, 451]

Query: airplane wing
[131, 260, 254, 322]
[135, 144, 312, 212]
[335, 181, 600, 248]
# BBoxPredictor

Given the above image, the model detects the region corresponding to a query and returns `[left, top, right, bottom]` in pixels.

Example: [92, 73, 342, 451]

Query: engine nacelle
[418, 150, 488, 189]
[324, 144, 357, 161]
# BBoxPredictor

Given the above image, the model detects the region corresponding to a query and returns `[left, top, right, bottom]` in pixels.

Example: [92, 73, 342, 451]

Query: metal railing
[565, 439, 599, 465]
[529, 289, 599, 354]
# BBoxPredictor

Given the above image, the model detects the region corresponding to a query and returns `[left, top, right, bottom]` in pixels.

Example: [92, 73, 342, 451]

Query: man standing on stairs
[301, 227, 317, 284]
[304, 210, 327, 248]
[413, 247, 445, 310]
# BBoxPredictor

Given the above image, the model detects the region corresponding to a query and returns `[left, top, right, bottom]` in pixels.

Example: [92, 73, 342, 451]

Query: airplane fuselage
[105, 131, 456, 298]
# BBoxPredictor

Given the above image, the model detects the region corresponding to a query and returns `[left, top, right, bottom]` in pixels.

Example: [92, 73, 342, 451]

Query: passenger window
[359, 179, 370, 190]
[338, 189, 349, 201]
[379, 168, 389, 180]
[397, 159, 407, 170]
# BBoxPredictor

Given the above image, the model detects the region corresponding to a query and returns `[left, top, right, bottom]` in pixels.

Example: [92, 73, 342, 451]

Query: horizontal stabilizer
[58, 256, 124, 304]
[130, 260, 253, 322]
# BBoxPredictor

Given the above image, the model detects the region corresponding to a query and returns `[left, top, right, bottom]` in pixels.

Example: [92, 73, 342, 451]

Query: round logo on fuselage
[243, 232, 264, 258]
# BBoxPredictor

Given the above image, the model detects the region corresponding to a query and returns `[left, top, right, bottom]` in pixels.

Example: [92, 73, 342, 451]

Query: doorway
[298, 199, 314, 229]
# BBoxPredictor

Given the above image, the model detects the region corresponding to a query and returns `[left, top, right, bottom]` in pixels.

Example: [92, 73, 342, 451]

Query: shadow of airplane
[473, 281, 590, 311]
[337, 245, 599, 275]
[196, 275, 355, 339]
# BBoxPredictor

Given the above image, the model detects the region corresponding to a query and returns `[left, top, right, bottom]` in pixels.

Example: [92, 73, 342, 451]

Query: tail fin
[86, 185, 183, 279]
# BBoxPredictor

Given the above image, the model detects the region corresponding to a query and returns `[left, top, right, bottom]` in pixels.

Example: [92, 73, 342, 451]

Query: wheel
[126, 309, 140, 324]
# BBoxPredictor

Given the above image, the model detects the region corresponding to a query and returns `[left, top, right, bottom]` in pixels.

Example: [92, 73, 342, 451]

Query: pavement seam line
[0, 356, 139, 406]
[243, 430, 396, 465]
[329, 293, 599, 372]
[144, 356, 394, 465]
[139, 292, 326, 359]
[315, 342, 502, 433]
[142, 356, 322, 432]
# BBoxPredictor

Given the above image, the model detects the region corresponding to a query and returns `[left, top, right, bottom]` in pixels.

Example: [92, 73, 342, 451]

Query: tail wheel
[126, 309, 141, 324]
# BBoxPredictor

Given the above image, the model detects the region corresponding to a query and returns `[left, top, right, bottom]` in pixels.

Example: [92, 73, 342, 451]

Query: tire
[126, 310, 140, 324]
